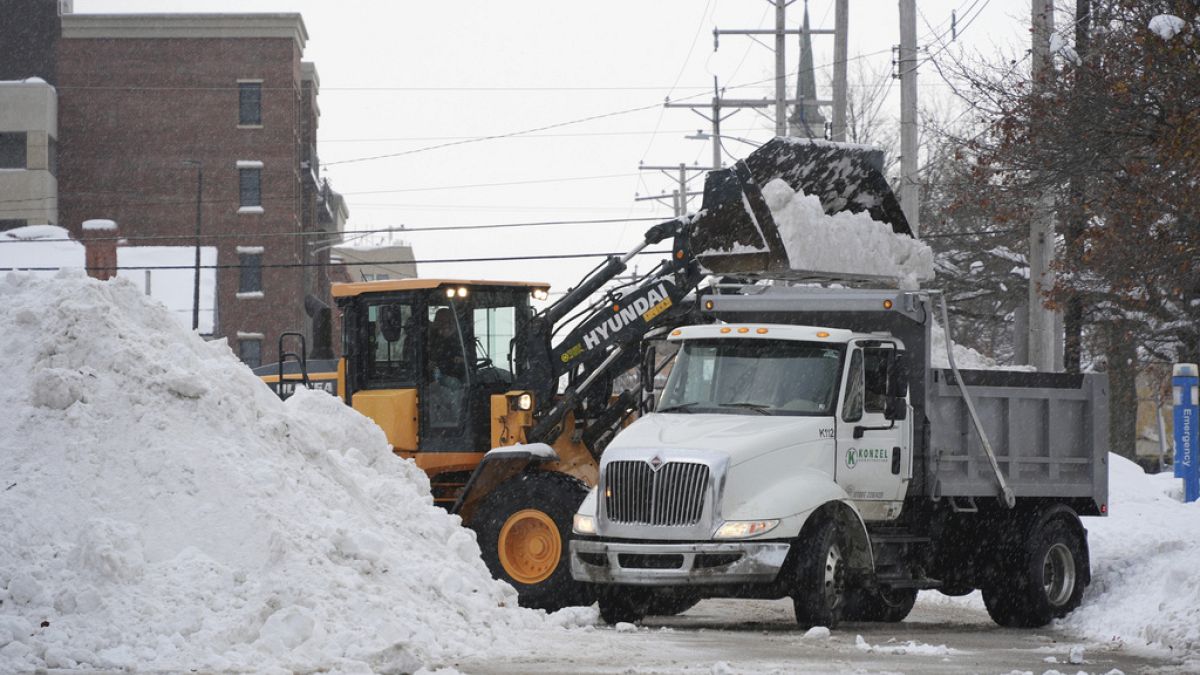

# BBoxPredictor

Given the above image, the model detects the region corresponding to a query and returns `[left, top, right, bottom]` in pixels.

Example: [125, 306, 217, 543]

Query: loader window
[659, 339, 843, 416]
[365, 301, 416, 386]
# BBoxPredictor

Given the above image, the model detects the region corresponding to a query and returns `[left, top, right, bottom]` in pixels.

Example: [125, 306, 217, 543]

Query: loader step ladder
[276, 332, 309, 400]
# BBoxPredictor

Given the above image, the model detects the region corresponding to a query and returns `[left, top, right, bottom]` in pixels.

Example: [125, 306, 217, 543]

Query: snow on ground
[0, 271, 555, 672]
[1061, 454, 1200, 660]
[761, 178, 934, 287]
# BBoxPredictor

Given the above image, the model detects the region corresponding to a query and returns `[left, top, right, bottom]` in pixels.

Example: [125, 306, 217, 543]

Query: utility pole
[1028, 0, 1059, 372]
[831, 0, 849, 140]
[665, 77, 741, 170]
[183, 159, 203, 331]
[713, 0, 837, 137]
[635, 163, 706, 216]
[898, 0, 920, 236]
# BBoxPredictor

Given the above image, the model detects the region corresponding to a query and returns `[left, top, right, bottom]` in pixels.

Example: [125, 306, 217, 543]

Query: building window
[0, 132, 26, 169]
[0, 219, 27, 231]
[238, 82, 262, 126]
[47, 135, 57, 177]
[239, 252, 262, 293]
[239, 339, 262, 368]
[239, 168, 261, 208]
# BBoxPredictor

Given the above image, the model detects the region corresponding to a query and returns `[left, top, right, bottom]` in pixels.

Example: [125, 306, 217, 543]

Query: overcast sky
[76, 0, 1032, 297]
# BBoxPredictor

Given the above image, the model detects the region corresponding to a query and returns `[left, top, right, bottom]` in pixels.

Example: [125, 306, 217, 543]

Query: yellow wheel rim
[497, 509, 561, 585]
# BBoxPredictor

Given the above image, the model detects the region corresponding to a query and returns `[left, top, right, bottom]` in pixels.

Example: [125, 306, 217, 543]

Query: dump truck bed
[926, 368, 1109, 511]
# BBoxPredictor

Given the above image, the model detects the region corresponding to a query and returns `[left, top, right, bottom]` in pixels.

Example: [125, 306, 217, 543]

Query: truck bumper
[570, 539, 791, 586]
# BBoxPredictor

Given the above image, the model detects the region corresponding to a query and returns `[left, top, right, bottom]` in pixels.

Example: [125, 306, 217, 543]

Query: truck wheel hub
[1043, 542, 1076, 606]
[498, 509, 561, 585]
[824, 543, 845, 608]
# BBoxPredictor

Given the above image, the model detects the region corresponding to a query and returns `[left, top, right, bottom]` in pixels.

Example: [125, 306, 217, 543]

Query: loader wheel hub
[498, 509, 561, 585]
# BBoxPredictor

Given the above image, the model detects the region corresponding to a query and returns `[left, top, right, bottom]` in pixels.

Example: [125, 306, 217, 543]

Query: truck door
[835, 341, 910, 521]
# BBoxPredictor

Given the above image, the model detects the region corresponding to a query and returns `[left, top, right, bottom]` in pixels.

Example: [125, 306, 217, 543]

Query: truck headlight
[714, 519, 779, 539]
[572, 513, 596, 535]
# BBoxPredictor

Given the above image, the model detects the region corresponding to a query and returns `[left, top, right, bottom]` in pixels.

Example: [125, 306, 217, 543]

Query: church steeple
[789, 0, 826, 138]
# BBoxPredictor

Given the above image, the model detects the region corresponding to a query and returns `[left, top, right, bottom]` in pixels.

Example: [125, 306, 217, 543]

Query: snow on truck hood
[605, 412, 833, 467]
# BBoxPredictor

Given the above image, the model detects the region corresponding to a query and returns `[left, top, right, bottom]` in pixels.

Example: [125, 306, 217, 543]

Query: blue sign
[1174, 363, 1199, 503]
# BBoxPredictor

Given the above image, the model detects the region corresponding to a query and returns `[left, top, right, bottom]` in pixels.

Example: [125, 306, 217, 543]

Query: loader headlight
[512, 393, 533, 411]
[714, 519, 779, 539]
[532, 288, 549, 301]
[572, 513, 597, 535]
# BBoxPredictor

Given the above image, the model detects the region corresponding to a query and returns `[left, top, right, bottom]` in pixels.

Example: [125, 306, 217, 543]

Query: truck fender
[801, 500, 875, 577]
[724, 470, 873, 574]
[452, 443, 559, 524]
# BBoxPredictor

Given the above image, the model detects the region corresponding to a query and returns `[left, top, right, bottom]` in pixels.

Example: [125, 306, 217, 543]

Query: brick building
[0, 2, 347, 366]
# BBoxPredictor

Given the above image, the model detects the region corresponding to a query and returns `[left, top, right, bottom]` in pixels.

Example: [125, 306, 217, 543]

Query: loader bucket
[689, 137, 913, 277]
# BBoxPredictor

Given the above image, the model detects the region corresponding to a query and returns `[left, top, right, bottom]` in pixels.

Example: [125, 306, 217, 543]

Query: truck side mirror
[886, 351, 910, 398]
[641, 345, 657, 393]
[884, 396, 908, 421]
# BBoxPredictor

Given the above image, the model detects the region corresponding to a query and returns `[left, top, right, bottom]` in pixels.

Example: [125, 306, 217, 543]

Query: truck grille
[604, 460, 709, 526]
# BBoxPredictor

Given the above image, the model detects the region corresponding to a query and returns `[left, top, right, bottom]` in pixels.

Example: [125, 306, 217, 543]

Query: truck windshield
[658, 339, 844, 416]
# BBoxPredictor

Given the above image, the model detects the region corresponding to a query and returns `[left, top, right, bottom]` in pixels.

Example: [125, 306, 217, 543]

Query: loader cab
[333, 279, 549, 455]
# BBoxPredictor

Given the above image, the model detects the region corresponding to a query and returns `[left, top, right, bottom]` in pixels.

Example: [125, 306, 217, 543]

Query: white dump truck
[570, 285, 1108, 628]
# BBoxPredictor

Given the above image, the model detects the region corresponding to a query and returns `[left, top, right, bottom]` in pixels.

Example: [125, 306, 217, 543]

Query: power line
[0, 216, 668, 245]
[1, 249, 676, 273]
[323, 101, 677, 167]
[0, 172, 643, 212]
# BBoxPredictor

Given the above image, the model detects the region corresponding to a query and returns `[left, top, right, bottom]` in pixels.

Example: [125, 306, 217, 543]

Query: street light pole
[183, 160, 203, 331]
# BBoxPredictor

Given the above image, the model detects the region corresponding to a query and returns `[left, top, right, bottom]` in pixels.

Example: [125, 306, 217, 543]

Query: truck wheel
[791, 518, 847, 629]
[473, 471, 591, 611]
[598, 586, 650, 625]
[843, 586, 917, 622]
[982, 517, 1088, 627]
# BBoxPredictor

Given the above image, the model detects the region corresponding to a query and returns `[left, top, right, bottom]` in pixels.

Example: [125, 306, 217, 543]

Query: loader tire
[982, 516, 1088, 627]
[791, 517, 847, 629]
[473, 471, 592, 611]
[843, 586, 917, 623]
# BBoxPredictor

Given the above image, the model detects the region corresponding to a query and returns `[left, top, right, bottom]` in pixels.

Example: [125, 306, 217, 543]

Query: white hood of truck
[606, 412, 834, 468]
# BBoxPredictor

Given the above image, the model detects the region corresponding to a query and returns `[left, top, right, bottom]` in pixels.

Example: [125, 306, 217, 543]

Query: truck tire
[843, 586, 917, 623]
[472, 471, 591, 611]
[598, 586, 650, 625]
[791, 518, 847, 629]
[982, 517, 1088, 627]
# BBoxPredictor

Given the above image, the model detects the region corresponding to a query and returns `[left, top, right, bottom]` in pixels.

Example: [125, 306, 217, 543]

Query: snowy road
[458, 596, 1184, 674]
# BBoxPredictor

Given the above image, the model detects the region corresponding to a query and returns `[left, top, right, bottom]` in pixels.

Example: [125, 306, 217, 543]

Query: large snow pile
[1064, 454, 1200, 658]
[0, 271, 546, 672]
[761, 178, 934, 287]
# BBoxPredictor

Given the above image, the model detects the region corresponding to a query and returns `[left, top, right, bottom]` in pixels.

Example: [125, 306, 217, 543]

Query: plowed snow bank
[0, 271, 546, 672]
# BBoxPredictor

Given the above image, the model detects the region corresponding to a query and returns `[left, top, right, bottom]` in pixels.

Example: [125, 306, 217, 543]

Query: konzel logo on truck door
[846, 447, 889, 468]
